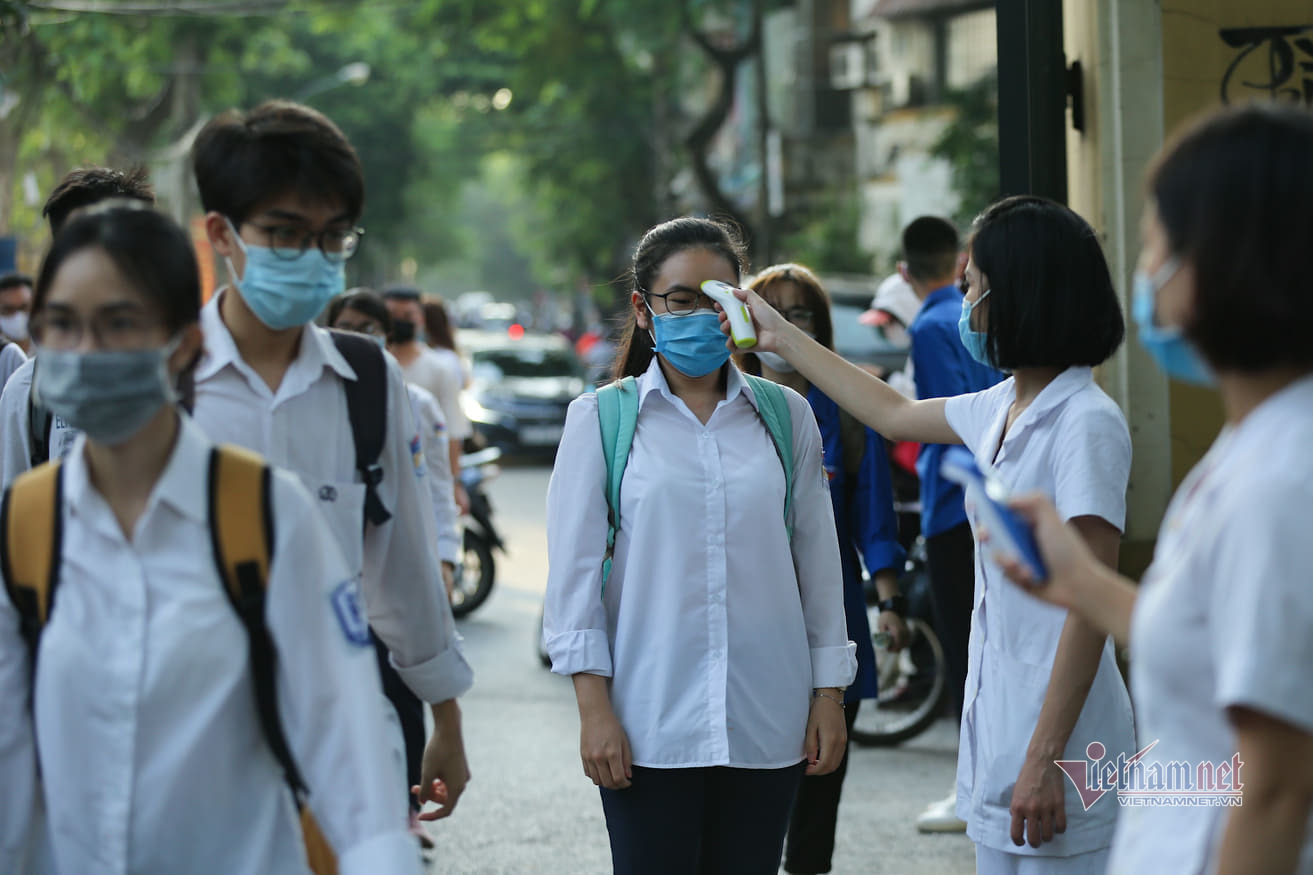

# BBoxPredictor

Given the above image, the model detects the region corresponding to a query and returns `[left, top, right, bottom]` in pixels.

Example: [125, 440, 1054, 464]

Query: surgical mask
[1132, 258, 1214, 387]
[649, 308, 731, 378]
[0, 311, 29, 342]
[35, 338, 181, 445]
[391, 320, 417, 344]
[958, 289, 993, 367]
[225, 219, 344, 331]
[756, 331, 814, 374]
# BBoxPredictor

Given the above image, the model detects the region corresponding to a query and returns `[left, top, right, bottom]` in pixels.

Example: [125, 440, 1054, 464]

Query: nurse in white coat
[997, 102, 1313, 875]
[726, 197, 1135, 873]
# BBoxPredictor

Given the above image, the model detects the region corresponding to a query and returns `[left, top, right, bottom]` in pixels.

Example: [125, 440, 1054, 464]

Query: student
[0, 272, 33, 356]
[726, 197, 1135, 874]
[0, 165, 156, 485]
[0, 203, 422, 873]
[745, 263, 908, 875]
[191, 100, 472, 820]
[543, 217, 856, 875]
[995, 102, 1313, 875]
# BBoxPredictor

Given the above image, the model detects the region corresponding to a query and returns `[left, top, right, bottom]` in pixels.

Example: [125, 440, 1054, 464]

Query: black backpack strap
[27, 361, 53, 468]
[0, 462, 65, 676]
[329, 330, 391, 526]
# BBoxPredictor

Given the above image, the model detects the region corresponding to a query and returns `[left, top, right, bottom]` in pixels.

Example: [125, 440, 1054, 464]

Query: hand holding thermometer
[701, 280, 757, 349]
[940, 447, 1048, 584]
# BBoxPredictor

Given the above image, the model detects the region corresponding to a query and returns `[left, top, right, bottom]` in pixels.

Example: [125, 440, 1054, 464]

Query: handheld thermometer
[701, 280, 757, 349]
[939, 447, 1048, 584]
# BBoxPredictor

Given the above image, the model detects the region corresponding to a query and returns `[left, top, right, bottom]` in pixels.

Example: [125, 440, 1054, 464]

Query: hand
[440, 561, 456, 599]
[579, 704, 633, 790]
[716, 285, 793, 354]
[986, 493, 1100, 612]
[1009, 752, 1068, 848]
[412, 700, 471, 821]
[454, 482, 471, 516]
[878, 610, 909, 652]
[804, 691, 848, 776]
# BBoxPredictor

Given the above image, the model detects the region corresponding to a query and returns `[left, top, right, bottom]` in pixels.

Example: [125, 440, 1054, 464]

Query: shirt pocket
[976, 642, 1053, 816]
[304, 479, 366, 576]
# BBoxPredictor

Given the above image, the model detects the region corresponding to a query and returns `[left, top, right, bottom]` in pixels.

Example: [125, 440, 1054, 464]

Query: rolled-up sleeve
[543, 394, 614, 677]
[410, 387, 461, 565]
[362, 360, 473, 704]
[784, 392, 858, 689]
[0, 557, 40, 871]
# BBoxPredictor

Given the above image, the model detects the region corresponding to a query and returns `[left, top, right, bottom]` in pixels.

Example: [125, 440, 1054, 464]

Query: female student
[995, 102, 1313, 875]
[745, 263, 908, 875]
[0, 203, 420, 874]
[727, 198, 1136, 874]
[543, 217, 856, 875]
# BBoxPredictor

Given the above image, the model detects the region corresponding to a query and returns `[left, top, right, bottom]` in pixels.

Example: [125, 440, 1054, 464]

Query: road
[431, 464, 976, 875]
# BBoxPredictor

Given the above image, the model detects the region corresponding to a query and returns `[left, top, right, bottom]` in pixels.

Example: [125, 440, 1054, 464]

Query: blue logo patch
[409, 434, 427, 478]
[331, 580, 372, 648]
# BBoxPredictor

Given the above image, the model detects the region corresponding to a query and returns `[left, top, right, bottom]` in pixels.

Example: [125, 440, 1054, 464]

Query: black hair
[326, 288, 393, 334]
[42, 166, 155, 235]
[969, 196, 1124, 370]
[1149, 102, 1313, 372]
[192, 100, 364, 227]
[0, 272, 33, 294]
[381, 284, 421, 302]
[422, 297, 458, 353]
[613, 217, 748, 380]
[902, 216, 960, 283]
[35, 201, 200, 334]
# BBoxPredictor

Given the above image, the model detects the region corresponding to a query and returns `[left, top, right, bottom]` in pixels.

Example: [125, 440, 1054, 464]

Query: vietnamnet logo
[1055, 740, 1245, 809]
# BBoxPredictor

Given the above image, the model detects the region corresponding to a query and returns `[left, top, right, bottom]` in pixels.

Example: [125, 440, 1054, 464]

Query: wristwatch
[876, 595, 908, 617]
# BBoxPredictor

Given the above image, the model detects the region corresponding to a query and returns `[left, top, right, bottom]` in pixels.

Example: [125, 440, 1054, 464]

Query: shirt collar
[196, 288, 357, 384]
[636, 355, 755, 413]
[997, 366, 1095, 446]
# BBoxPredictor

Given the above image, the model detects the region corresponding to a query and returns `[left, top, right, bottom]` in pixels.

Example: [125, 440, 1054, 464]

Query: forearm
[1065, 561, 1138, 648]
[572, 672, 614, 717]
[1216, 792, 1313, 874]
[448, 441, 462, 482]
[872, 568, 900, 602]
[1029, 613, 1105, 759]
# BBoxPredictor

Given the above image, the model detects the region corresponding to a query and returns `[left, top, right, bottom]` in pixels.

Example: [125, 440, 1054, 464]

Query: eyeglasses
[247, 223, 364, 263]
[31, 304, 162, 351]
[643, 288, 715, 318]
[333, 319, 385, 337]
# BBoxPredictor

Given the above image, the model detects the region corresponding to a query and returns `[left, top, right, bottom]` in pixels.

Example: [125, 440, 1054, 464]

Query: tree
[930, 70, 1000, 229]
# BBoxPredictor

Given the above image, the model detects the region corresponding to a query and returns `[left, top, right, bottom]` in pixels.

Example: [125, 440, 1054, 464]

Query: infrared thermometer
[940, 447, 1048, 583]
[701, 280, 757, 349]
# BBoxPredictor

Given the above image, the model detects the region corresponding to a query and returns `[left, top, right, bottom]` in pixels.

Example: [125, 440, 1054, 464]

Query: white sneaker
[916, 790, 967, 833]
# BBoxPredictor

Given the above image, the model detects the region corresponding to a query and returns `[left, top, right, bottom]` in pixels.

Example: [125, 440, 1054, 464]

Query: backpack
[26, 331, 391, 530]
[596, 373, 794, 590]
[0, 445, 339, 875]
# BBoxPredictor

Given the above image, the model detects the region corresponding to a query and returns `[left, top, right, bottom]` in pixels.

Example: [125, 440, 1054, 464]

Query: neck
[218, 287, 302, 376]
[911, 277, 956, 301]
[657, 356, 727, 402]
[762, 363, 809, 396]
[83, 407, 180, 533]
[389, 340, 423, 367]
[1010, 366, 1064, 408]
[1216, 367, 1312, 424]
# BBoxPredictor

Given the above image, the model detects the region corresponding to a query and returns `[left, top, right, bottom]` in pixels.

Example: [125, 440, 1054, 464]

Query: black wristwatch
[876, 595, 908, 617]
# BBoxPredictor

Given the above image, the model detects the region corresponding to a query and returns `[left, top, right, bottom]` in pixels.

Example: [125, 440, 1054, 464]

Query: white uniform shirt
[1111, 375, 1313, 874]
[0, 358, 80, 490]
[0, 418, 420, 874]
[544, 358, 857, 768]
[944, 367, 1136, 856]
[407, 383, 461, 565]
[193, 292, 472, 704]
[402, 347, 472, 442]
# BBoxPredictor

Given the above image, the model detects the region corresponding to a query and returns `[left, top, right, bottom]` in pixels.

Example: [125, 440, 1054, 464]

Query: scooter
[450, 447, 506, 618]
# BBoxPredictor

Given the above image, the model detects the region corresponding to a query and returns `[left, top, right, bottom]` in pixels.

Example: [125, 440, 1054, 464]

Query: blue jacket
[908, 285, 1005, 538]
[808, 386, 906, 703]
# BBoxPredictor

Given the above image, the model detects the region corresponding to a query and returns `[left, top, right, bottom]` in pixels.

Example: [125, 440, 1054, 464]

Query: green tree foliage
[930, 70, 1000, 228]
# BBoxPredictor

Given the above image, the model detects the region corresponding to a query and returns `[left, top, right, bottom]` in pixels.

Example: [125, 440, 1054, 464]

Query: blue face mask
[649, 308, 732, 378]
[226, 220, 345, 331]
[1132, 258, 1213, 387]
[35, 338, 180, 445]
[957, 288, 993, 367]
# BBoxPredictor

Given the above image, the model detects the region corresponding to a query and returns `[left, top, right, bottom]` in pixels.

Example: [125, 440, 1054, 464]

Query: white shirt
[544, 358, 857, 768]
[407, 383, 461, 565]
[193, 292, 472, 704]
[0, 417, 420, 874]
[1112, 375, 1313, 874]
[0, 342, 25, 395]
[401, 346, 472, 441]
[0, 358, 80, 490]
[944, 367, 1136, 856]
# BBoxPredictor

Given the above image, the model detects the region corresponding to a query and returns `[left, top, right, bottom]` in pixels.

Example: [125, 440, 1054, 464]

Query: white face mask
[756, 350, 795, 373]
[0, 311, 29, 342]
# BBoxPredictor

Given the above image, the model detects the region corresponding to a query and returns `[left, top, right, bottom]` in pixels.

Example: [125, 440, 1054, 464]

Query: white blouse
[544, 358, 856, 768]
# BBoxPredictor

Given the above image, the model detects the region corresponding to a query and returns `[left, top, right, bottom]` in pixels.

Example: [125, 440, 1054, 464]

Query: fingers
[804, 721, 820, 774]
[1010, 807, 1026, 847]
[605, 748, 632, 790]
[412, 779, 454, 821]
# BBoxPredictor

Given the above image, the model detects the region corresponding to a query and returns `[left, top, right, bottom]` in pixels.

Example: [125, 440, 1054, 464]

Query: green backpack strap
[743, 374, 795, 539]
[596, 377, 639, 592]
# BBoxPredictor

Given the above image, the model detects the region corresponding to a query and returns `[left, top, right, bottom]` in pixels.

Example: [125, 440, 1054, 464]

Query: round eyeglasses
[247, 223, 364, 263]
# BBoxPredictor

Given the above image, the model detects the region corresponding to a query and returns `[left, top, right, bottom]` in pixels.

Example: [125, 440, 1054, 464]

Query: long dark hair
[612, 217, 748, 380]
[422, 297, 458, 353]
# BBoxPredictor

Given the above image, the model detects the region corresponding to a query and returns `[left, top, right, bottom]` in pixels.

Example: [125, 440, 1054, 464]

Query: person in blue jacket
[746, 262, 908, 875]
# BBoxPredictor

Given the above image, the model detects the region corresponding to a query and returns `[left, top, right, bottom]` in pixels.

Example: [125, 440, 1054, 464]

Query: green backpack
[596, 373, 795, 590]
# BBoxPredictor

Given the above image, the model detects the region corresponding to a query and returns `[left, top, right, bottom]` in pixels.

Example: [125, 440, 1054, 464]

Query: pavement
[427, 465, 976, 875]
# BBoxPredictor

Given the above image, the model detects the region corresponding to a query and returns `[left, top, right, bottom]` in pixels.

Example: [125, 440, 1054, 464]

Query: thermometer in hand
[701, 280, 758, 349]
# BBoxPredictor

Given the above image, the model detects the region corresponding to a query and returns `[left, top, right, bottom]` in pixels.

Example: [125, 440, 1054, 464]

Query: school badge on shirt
[410, 434, 427, 478]
[331, 580, 372, 647]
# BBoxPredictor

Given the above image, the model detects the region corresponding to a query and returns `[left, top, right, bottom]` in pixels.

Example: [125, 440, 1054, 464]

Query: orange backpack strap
[0, 462, 65, 669]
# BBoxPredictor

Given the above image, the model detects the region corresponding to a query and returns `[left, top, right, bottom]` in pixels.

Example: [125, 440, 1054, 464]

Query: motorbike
[450, 446, 506, 618]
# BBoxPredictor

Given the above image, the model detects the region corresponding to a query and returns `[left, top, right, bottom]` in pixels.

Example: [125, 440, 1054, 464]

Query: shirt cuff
[337, 829, 424, 875]
[389, 642, 475, 704]
[437, 533, 461, 565]
[545, 629, 614, 677]
[863, 541, 907, 578]
[811, 642, 858, 689]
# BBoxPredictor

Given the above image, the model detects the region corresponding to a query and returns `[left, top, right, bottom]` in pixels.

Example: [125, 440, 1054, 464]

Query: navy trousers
[599, 763, 805, 875]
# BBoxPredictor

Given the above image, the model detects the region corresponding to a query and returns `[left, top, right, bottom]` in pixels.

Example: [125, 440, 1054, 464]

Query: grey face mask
[35, 339, 180, 446]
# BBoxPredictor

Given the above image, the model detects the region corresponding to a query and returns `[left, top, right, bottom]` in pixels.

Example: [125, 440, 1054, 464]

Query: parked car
[823, 275, 912, 375]
[459, 329, 587, 457]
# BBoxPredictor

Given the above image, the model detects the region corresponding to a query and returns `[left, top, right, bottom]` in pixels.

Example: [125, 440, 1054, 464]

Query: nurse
[996, 102, 1313, 874]
[724, 197, 1135, 874]
[544, 217, 857, 875]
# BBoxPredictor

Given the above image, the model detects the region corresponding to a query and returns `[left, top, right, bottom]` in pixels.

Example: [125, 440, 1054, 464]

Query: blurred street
[433, 465, 975, 875]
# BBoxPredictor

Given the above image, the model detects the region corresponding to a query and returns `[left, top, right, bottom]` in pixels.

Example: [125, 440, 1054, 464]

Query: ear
[631, 290, 649, 331]
[203, 211, 238, 257]
[896, 261, 911, 284]
[955, 251, 968, 279]
[168, 323, 205, 376]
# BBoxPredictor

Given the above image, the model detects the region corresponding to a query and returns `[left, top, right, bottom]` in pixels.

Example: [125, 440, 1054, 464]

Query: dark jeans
[925, 520, 976, 724]
[599, 763, 805, 875]
[372, 632, 425, 812]
[783, 701, 860, 874]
